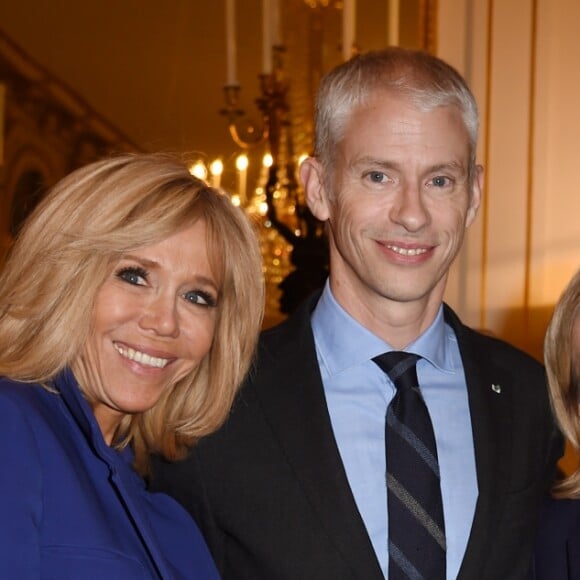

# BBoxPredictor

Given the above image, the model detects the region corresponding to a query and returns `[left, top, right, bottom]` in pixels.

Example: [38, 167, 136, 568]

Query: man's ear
[466, 164, 484, 227]
[300, 157, 331, 221]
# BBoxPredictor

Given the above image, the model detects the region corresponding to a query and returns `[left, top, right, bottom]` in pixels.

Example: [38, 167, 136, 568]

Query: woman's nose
[139, 294, 179, 337]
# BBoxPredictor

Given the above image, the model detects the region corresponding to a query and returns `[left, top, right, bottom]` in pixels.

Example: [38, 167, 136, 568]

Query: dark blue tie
[373, 351, 446, 579]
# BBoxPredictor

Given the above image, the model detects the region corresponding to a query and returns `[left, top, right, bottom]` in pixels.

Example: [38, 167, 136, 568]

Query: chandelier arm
[227, 117, 269, 149]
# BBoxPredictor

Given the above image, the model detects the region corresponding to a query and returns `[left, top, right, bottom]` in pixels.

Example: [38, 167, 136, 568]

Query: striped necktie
[372, 351, 446, 579]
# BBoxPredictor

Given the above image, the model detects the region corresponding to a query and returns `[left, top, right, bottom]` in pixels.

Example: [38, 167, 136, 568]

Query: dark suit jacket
[529, 497, 580, 579]
[151, 294, 562, 580]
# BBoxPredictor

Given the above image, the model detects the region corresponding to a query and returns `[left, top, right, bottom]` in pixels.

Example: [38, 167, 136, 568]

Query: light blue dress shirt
[311, 283, 478, 579]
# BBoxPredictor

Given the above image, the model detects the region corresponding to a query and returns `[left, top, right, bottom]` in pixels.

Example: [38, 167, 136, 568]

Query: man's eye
[184, 290, 217, 308]
[430, 176, 451, 187]
[368, 171, 386, 183]
[116, 267, 148, 286]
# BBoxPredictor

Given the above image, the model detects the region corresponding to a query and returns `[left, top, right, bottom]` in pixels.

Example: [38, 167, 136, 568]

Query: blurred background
[0, 0, 579, 365]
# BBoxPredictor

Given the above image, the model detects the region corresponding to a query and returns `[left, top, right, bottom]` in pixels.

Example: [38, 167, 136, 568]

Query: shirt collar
[311, 282, 456, 375]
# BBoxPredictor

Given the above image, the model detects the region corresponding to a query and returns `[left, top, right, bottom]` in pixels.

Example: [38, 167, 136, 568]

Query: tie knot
[372, 351, 421, 390]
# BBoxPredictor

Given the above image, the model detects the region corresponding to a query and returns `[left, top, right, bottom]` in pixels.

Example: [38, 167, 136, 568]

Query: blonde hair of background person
[0, 152, 264, 474]
[544, 268, 580, 497]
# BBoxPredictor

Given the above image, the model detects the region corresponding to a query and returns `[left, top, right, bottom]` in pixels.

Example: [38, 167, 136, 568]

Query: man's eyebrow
[350, 157, 467, 173]
[429, 160, 466, 170]
[349, 157, 401, 170]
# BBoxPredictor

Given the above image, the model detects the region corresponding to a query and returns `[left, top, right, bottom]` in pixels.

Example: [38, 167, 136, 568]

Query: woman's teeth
[114, 344, 170, 368]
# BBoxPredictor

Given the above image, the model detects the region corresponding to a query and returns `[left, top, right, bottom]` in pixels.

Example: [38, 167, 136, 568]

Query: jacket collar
[52, 368, 169, 579]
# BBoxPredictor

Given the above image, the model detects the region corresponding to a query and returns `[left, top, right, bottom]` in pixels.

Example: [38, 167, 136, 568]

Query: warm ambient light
[263, 152, 273, 168]
[235, 153, 249, 171]
[189, 161, 208, 181]
[235, 154, 249, 203]
[210, 158, 224, 176]
[209, 158, 224, 188]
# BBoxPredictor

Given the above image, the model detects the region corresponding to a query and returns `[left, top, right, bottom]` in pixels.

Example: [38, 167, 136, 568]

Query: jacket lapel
[57, 369, 170, 579]
[254, 299, 517, 579]
[255, 294, 384, 579]
[444, 306, 515, 578]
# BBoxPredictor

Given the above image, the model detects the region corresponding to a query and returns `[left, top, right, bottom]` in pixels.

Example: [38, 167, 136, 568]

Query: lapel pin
[491, 384, 502, 394]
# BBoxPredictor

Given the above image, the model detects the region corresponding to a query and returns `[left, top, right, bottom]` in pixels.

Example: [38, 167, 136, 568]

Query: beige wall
[439, 0, 580, 361]
[1, 0, 578, 358]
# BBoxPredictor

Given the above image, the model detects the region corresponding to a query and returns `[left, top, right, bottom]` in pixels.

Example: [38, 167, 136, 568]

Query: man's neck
[328, 280, 446, 349]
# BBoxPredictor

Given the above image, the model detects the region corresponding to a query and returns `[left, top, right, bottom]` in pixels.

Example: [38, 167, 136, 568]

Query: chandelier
[190, 0, 436, 326]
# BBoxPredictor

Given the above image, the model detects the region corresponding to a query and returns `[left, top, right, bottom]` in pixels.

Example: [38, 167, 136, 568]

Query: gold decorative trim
[522, 0, 538, 351]
[480, 0, 495, 330]
[422, 0, 438, 54]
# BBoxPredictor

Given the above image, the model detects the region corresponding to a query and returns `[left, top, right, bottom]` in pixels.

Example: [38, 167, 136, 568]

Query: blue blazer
[0, 369, 219, 579]
[530, 497, 580, 579]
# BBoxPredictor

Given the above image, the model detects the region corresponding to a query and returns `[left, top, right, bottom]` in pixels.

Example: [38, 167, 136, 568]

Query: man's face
[308, 92, 482, 320]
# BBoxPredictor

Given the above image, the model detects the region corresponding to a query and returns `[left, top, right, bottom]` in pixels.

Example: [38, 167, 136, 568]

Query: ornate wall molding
[0, 29, 139, 259]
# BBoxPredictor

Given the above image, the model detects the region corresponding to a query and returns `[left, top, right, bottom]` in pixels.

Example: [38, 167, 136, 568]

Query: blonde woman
[530, 269, 580, 579]
[0, 153, 264, 579]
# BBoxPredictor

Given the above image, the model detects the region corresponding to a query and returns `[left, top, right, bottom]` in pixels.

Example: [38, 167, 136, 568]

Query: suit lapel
[255, 295, 383, 579]
[444, 306, 515, 578]
[254, 299, 516, 579]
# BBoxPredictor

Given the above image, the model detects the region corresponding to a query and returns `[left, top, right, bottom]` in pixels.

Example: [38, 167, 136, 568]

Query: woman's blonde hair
[544, 268, 580, 497]
[0, 152, 264, 474]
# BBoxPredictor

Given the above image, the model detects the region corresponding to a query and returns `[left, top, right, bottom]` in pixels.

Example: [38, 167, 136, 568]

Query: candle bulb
[236, 153, 249, 204]
[342, 0, 356, 62]
[225, 0, 238, 85]
[209, 159, 224, 188]
[189, 161, 208, 182]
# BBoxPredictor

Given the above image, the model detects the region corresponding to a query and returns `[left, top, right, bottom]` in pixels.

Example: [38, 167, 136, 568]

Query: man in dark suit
[151, 48, 561, 579]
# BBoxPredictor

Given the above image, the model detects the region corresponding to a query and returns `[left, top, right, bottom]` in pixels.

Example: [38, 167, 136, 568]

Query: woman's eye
[184, 290, 217, 308]
[116, 266, 148, 286]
